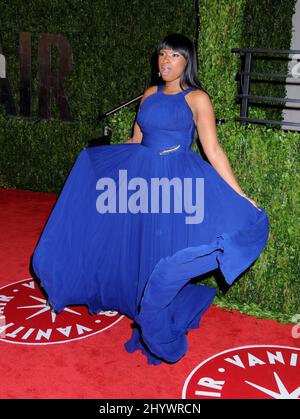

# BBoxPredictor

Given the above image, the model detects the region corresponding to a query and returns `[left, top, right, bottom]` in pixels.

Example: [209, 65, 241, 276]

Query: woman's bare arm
[189, 90, 258, 207]
[128, 119, 143, 143]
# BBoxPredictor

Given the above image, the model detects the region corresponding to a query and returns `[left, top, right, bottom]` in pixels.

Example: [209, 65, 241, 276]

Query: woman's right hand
[124, 137, 143, 144]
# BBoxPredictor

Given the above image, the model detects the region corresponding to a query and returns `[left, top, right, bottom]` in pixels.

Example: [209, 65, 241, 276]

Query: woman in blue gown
[32, 34, 269, 366]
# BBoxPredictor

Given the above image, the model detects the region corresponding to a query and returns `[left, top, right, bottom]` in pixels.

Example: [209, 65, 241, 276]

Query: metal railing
[231, 48, 300, 128]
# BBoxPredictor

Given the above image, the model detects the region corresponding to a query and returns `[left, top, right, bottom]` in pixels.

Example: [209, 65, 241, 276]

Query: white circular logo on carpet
[0, 278, 124, 345]
[182, 345, 300, 399]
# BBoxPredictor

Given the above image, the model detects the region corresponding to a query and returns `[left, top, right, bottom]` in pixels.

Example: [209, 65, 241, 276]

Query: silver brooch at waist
[159, 144, 181, 155]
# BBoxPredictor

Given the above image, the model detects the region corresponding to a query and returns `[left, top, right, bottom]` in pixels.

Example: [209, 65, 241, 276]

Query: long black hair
[156, 33, 209, 96]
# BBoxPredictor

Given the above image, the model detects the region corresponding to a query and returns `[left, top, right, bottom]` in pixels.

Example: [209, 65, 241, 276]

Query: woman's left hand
[243, 195, 261, 211]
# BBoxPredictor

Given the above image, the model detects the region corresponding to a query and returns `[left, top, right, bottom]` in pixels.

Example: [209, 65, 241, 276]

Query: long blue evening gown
[32, 84, 269, 365]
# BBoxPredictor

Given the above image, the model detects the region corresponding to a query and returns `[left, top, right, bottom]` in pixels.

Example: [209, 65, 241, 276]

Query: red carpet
[0, 188, 298, 399]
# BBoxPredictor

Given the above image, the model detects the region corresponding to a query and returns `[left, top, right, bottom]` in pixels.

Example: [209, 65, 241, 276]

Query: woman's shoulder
[189, 87, 210, 98]
[143, 85, 159, 96]
[140, 85, 159, 105]
[187, 87, 212, 106]
[185, 87, 213, 118]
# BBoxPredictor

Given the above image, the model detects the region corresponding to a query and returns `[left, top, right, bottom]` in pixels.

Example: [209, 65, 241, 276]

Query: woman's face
[158, 49, 187, 82]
